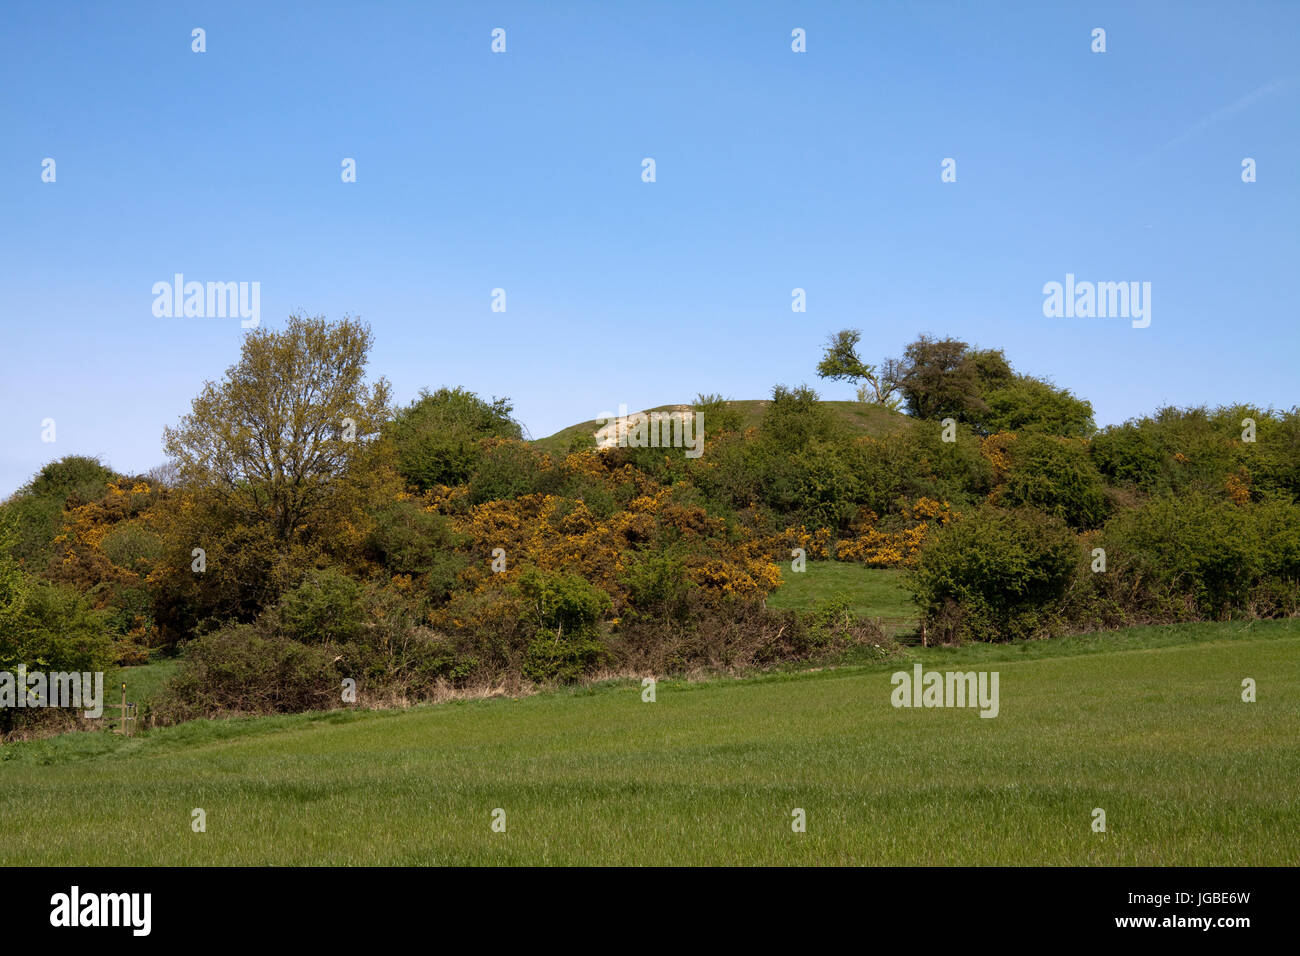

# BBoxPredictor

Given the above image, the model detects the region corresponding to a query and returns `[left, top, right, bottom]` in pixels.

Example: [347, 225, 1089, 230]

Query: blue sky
[2, 1, 1297, 496]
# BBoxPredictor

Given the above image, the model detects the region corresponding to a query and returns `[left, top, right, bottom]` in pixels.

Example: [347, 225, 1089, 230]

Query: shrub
[1102, 493, 1300, 618]
[100, 520, 165, 571]
[979, 377, 1095, 437]
[998, 434, 1110, 529]
[366, 499, 467, 597]
[693, 393, 744, 434]
[389, 387, 523, 490]
[761, 384, 839, 451]
[467, 439, 555, 504]
[1089, 405, 1264, 499]
[608, 593, 892, 673]
[1090, 420, 1166, 488]
[686, 433, 764, 513]
[329, 587, 479, 694]
[748, 437, 862, 531]
[21, 455, 117, 506]
[278, 568, 365, 644]
[621, 548, 694, 621]
[0, 519, 117, 734]
[0, 514, 25, 637]
[1, 579, 117, 673]
[1247, 407, 1300, 501]
[521, 628, 607, 683]
[1, 456, 118, 572]
[1, 495, 65, 572]
[154, 625, 339, 722]
[514, 568, 611, 682]
[429, 586, 531, 676]
[866, 420, 995, 509]
[907, 506, 1079, 643]
[518, 567, 611, 633]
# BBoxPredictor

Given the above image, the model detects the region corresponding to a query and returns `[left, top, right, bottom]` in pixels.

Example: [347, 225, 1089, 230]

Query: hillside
[530, 399, 910, 454]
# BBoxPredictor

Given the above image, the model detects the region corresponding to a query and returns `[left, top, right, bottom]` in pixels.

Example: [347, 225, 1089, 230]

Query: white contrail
[1154, 77, 1291, 154]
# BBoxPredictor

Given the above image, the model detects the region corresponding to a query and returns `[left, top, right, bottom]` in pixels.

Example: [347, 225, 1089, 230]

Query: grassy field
[769, 562, 917, 635]
[1, 619, 1296, 866]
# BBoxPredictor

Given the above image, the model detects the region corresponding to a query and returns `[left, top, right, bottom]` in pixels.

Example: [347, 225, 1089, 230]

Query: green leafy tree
[151, 316, 395, 641]
[162, 314, 391, 542]
[2, 456, 118, 571]
[896, 335, 984, 421]
[980, 377, 1096, 437]
[388, 387, 522, 490]
[816, 329, 902, 409]
[887, 336, 1094, 438]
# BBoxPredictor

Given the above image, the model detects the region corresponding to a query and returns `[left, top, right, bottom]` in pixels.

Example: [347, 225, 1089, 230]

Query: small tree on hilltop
[815, 329, 902, 409]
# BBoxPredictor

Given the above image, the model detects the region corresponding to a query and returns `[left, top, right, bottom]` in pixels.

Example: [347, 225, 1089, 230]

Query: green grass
[93, 658, 180, 733]
[531, 399, 907, 454]
[768, 561, 917, 634]
[113, 658, 179, 708]
[2, 619, 1297, 865]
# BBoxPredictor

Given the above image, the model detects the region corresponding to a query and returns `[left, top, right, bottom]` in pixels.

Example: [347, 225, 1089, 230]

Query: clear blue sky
[2, 1, 1297, 496]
